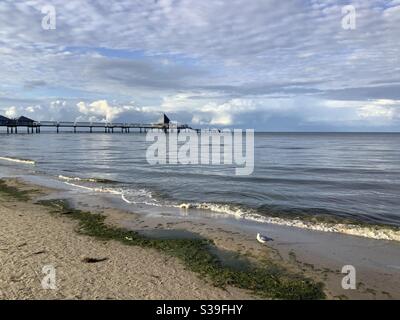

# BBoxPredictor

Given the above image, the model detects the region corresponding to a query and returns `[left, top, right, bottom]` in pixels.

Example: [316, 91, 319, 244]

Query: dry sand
[0, 179, 251, 300]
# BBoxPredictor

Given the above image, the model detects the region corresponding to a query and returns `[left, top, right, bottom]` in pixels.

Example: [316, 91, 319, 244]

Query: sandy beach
[0, 179, 251, 300]
[1, 177, 399, 300]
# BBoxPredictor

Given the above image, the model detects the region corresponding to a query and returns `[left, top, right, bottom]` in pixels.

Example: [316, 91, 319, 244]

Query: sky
[0, 0, 399, 131]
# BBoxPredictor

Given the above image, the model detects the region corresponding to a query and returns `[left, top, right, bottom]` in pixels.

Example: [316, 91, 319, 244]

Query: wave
[63, 181, 123, 195]
[177, 202, 400, 242]
[62, 180, 159, 207]
[0, 156, 35, 165]
[58, 175, 116, 184]
[121, 193, 132, 204]
[58, 176, 400, 242]
[121, 188, 163, 207]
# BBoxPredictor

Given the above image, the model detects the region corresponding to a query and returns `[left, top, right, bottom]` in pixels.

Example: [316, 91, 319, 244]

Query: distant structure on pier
[0, 115, 9, 126]
[163, 113, 170, 125]
[0, 113, 198, 134]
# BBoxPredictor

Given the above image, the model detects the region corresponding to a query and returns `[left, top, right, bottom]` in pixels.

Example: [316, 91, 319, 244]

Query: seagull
[257, 233, 273, 244]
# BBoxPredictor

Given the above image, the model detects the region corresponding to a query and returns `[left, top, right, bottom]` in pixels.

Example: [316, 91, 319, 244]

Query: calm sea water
[1, 132, 400, 227]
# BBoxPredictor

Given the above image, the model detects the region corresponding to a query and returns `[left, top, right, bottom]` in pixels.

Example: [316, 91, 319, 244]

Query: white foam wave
[178, 202, 400, 242]
[62, 180, 159, 207]
[118, 186, 168, 208]
[63, 181, 123, 195]
[58, 175, 113, 183]
[121, 193, 132, 204]
[59, 175, 87, 182]
[60, 177, 400, 242]
[0, 156, 35, 165]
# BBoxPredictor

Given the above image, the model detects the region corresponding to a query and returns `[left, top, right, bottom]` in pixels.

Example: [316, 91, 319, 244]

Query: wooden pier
[0, 114, 199, 134]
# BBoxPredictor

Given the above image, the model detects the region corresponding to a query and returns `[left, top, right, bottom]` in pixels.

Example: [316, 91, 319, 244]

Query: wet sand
[105, 207, 400, 299]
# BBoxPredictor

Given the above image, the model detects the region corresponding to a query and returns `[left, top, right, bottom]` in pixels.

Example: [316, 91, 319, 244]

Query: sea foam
[0, 156, 35, 165]
[178, 202, 400, 242]
[58, 175, 115, 183]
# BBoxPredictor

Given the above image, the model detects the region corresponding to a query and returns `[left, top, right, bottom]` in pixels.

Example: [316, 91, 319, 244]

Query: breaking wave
[58, 175, 116, 184]
[58, 174, 400, 242]
[0, 156, 35, 165]
[63, 181, 123, 195]
[177, 202, 400, 242]
[60, 177, 158, 207]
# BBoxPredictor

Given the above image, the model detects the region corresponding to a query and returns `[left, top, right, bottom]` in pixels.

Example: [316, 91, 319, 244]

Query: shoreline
[1, 177, 399, 299]
[36, 172, 400, 242]
[0, 178, 253, 300]
[0, 178, 324, 300]
[1, 155, 400, 242]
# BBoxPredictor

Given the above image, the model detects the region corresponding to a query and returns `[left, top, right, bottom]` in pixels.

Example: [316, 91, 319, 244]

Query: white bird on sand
[257, 233, 272, 244]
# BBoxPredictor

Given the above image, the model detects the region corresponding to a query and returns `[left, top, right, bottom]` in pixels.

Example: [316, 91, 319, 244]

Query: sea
[1, 132, 400, 239]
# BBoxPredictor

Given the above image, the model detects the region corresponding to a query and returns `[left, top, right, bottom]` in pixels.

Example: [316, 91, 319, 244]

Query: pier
[0, 114, 199, 134]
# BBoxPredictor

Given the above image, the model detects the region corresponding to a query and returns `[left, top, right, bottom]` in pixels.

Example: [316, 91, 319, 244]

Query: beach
[1, 177, 399, 300]
[0, 179, 251, 299]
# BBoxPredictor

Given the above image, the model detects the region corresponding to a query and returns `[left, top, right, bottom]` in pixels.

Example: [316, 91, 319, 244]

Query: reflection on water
[1, 132, 400, 226]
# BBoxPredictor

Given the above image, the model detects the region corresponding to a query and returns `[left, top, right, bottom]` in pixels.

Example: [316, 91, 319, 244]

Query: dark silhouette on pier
[0, 114, 198, 134]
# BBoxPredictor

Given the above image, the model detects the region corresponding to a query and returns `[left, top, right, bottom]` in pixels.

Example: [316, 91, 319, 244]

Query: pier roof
[16, 116, 35, 124]
[0, 115, 10, 124]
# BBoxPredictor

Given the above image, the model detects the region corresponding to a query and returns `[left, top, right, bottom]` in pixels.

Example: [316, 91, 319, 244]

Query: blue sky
[0, 0, 399, 131]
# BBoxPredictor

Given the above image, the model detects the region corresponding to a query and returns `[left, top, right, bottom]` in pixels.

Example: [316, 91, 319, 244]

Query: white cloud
[5, 106, 17, 118]
[77, 100, 142, 122]
[357, 99, 399, 121]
